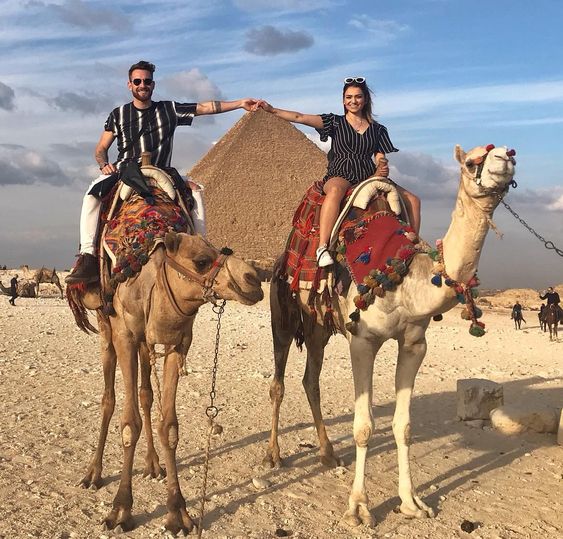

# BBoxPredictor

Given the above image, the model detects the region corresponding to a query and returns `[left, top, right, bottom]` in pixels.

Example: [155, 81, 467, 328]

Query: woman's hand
[100, 162, 117, 175]
[253, 99, 274, 113]
[375, 156, 389, 177]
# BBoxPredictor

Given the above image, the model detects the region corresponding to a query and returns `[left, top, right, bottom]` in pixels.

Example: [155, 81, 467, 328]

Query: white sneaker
[316, 245, 334, 267]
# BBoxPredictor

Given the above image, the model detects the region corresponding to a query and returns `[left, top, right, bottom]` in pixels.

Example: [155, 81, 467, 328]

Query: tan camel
[0, 279, 36, 297]
[69, 231, 263, 534]
[264, 144, 516, 527]
[20, 264, 64, 298]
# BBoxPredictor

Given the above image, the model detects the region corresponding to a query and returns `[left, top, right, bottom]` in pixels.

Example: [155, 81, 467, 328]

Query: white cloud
[348, 15, 409, 44]
[234, 0, 334, 13]
[0, 81, 16, 110]
[160, 69, 224, 102]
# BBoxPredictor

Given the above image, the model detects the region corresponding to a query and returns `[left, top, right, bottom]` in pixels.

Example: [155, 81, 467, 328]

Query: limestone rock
[490, 405, 559, 435]
[457, 378, 504, 420]
[557, 409, 563, 445]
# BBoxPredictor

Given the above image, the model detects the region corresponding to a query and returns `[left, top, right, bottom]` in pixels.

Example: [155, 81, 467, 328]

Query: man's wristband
[99, 162, 108, 170]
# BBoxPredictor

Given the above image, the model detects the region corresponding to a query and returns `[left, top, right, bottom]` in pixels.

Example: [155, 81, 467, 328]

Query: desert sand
[0, 276, 561, 539]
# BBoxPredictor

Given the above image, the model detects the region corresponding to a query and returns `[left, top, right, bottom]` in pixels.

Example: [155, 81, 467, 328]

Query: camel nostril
[244, 272, 261, 288]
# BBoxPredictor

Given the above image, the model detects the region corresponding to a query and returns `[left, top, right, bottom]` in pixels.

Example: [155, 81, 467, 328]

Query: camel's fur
[265, 145, 516, 526]
[543, 304, 560, 341]
[73, 232, 263, 534]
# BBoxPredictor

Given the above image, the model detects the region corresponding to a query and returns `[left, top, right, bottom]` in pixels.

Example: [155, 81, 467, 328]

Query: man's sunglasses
[344, 77, 366, 84]
[131, 78, 154, 86]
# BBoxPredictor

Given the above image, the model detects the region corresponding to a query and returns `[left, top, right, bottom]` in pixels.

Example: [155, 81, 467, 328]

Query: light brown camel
[20, 264, 64, 298]
[0, 279, 36, 297]
[69, 231, 263, 534]
[264, 144, 516, 527]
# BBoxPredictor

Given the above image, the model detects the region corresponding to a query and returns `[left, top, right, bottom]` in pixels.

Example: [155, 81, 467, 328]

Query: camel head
[164, 232, 264, 306]
[455, 144, 516, 201]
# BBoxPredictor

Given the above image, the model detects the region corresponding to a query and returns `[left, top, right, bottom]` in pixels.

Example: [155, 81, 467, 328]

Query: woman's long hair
[342, 80, 374, 123]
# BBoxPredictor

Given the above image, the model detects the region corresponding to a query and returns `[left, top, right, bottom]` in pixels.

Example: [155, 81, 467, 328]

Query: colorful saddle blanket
[103, 187, 188, 287]
[282, 181, 419, 297]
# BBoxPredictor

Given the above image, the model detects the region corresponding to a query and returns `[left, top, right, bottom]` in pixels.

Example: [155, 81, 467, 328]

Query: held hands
[252, 99, 274, 113]
[240, 98, 260, 111]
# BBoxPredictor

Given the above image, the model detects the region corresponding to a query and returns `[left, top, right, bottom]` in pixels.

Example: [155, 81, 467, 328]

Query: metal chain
[197, 299, 226, 539]
[500, 199, 563, 257]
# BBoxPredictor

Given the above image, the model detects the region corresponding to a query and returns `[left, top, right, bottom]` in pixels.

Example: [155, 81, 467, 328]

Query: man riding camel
[539, 287, 562, 320]
[66, 60, 259, 285]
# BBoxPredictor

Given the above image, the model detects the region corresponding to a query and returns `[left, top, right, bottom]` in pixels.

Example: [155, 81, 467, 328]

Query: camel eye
[194, 257, 212, 272]
[465, 159, 475, 168]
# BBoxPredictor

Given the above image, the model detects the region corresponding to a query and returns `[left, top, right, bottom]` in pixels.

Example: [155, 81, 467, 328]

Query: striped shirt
[316, 113, 398, 185]
[104, 101, 197, 170]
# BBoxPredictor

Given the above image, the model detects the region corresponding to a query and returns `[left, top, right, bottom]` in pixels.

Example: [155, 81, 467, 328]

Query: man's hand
[240, 98, 259, 111]
[252, 99, 274, 113]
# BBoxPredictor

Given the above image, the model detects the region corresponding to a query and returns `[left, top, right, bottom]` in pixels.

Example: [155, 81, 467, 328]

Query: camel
[264, 144, 516, 526]
[0, 279, 36, 298]
[20, 265, 64, 298]
[68, 231, 263, 534]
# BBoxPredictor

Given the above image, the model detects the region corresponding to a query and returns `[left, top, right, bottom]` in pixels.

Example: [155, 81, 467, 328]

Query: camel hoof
[320, 453, 343, 468]
[143, 465, 166, 480]
[102, 508, 134, 531]
[399, 502, 431, 519]
[341, 510, 362, 528]
[164, 508, 195, 536]
[262, 453, 283, 469]
[358, 505, 376, 527]
[78, 474, 102, 490]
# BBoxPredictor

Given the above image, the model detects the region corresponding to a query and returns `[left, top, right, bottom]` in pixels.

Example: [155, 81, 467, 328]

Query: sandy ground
[0, 282, 561, 539]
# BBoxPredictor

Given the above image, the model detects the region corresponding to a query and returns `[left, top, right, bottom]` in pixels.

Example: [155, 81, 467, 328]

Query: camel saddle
[97, 166, 195, 311]
[279, 177, 420, 299]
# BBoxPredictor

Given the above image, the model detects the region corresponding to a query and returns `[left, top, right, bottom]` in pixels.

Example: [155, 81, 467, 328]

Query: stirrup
[316, 245, 334, 268]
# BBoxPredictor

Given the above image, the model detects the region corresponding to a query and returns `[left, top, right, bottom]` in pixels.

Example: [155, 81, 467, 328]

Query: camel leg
[80, 314, 116, 490]
[139, 343, 165, 479]
[56, 281, 64, 299]
[263, 278, 300, 468]
[103, 327, 141, 532]
[302, 315, 340, 467]
[342, 336, 381, 528]
[158, 341, 195, 535]
[393, 324, 434, 519]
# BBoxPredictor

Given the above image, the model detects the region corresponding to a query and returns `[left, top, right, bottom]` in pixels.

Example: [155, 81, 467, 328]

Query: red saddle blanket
[103, 188, 188, 285]
[283, 181, 418, 294]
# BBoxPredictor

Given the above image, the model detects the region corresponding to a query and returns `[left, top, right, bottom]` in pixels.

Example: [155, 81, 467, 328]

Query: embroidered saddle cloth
[282, 179, 419, 295]
[101, 184, 190, 291]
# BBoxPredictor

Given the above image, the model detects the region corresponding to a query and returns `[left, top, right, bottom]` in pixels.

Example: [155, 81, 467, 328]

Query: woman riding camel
[256, 77, 420, 267]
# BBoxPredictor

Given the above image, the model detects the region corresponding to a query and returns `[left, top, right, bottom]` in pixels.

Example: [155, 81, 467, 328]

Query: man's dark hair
[128, 60, 156, 79]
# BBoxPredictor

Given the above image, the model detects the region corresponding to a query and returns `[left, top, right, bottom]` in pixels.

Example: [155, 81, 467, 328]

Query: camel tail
[66, 284, 99, 334]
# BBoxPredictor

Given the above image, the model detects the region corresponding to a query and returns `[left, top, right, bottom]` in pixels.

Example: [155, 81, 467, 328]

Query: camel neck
[441, 176, 494, 284]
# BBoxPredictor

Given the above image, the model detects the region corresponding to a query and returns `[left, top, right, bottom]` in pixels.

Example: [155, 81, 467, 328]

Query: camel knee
[121, 423, 141, 448]
[269, 380, 284, 403]
[354, 422, 373, 447]
[392, 421, 411, 445]
[159, 422, 179, 450]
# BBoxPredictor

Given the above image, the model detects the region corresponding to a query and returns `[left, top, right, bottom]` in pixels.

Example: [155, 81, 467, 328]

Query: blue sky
[0, 0, 561, 288]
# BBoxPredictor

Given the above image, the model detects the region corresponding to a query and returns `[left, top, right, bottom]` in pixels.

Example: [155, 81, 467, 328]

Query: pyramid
[188, 109, 327, 261]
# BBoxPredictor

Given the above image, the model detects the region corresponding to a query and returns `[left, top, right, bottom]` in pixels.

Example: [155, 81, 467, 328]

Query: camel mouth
[227, 279, 264, 305]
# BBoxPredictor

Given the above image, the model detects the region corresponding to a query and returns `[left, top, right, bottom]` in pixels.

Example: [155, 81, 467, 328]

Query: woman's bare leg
[319, 177, 350, 246]
[396, 187, 421, 234]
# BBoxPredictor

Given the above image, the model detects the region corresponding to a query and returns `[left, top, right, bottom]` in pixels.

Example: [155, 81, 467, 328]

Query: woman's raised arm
[255, 100, 324, 129]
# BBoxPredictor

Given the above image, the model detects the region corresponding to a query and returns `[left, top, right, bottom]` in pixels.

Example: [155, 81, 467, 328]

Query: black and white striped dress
[316, 113, 398, 185]
[104, 101, 197, 170]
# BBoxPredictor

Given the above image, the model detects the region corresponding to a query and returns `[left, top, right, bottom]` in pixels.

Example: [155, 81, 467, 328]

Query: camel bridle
[160, 247, 233, 317]
[463, 144, 517, 196]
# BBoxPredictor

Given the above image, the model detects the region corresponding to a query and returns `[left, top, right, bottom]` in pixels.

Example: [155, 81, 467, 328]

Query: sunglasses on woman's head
[344, 77, 365, 84]
[131, 78, 154, 86]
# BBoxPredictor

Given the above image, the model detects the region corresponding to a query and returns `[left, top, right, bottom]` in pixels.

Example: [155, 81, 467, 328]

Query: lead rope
[197, 299, 226, 538]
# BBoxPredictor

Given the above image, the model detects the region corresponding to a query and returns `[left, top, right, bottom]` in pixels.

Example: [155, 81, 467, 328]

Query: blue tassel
[456, 293, 466, 304]
[357, 284, 370, 294]
[355, 247, 372, 264]
[444, 278, 455, 287]
[431, 274, 442, 287]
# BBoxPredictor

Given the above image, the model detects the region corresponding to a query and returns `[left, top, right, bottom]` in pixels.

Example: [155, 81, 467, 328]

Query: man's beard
[133, 88, 153, 102]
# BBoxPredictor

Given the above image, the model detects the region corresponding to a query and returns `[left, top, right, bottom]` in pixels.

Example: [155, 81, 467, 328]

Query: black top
[10, 277, 17, 291]
[104, 101, 197, 170]
[540, 291, 560, 305]
[316, 113, 398, 185]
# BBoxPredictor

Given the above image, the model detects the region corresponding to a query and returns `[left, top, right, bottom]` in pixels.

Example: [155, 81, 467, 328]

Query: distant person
[511, 301, 525, 322]
[540, 287, 562, 319]
[65, 60, 259, 285]
[255, 77, 420, 267]
[9, 274, 18, 306]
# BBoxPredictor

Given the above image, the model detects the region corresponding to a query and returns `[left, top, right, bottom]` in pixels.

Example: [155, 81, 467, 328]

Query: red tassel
[485, 144, 495, 152]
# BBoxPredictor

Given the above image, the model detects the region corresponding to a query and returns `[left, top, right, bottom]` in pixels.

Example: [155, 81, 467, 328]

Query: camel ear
[164, 231, 181, 255]
[454, 144, 466, 164]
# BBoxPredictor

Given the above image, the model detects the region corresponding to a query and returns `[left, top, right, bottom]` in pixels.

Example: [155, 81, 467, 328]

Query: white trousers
[79, 175, 207, 255]
[79, 174, 111, 255]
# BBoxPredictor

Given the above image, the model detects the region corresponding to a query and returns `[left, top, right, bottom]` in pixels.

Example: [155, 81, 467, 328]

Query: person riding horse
[539, 287, 563, 320]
